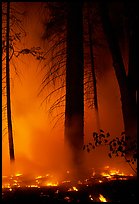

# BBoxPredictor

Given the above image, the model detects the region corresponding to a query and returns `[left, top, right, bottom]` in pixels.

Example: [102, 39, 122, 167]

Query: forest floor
[2, 175, 137, 203]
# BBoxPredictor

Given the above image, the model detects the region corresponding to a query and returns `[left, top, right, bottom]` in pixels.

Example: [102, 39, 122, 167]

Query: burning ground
[2, 167, 137, 203]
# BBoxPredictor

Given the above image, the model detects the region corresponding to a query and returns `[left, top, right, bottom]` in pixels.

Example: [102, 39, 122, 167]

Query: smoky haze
[2, 2, 133, 179]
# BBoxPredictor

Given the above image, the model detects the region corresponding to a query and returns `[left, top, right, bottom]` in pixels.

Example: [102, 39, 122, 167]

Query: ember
[2, 167, 134, 189]
[2, 170, 137, 203]
[68, 186, 78, 191]
[89, 194, 94, 201]
[46, 182, 58, 187]
[99, 194, 107, 202]
[100, 166, 131, 180]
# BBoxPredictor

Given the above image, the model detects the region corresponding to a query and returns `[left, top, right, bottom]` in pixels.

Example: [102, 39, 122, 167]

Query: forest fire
[2, 167, 134, 189]
[2, 1, 137, 203]
[2, 168, 136, 203]
[100, 166, 133, 180]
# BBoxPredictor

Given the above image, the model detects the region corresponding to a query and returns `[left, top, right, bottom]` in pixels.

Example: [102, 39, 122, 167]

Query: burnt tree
[65, 2, 84, 171]
[6, 2, 15, 161]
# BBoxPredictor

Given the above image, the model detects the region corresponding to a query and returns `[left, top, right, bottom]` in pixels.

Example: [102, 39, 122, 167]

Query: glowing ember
[89, 194, 94, 201]
[46, 182, 58, 187]
[101, 166, 127, 180]
[68, 186, 78, 191]
[99, 194, 107, 202]
[64, 196, 71, 201]
[2, 183, 11, 188]
[36, 176, 43, 179]
[55, 189, 59, 194]
[73, 186, 78, 191]
[15, 173, 22, 177]
[77, 180, 82, 184]
[26, 184, 39, 188]
[2, 168, 134, 190]
[62, 180, 71, 184]
[130, 174, 133, 177]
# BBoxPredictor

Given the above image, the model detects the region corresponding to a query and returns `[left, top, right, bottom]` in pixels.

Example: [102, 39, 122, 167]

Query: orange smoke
[2, 2, 133, 180]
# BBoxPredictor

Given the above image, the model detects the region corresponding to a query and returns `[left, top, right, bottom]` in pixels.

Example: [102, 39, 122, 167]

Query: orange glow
[77, 180, 82, 184]
[68, 186, 78, 191]
[26, 185, 39, 188]
[99, 194, 107, 202]
[15, 173, 22, 177]
[2, 3, 135, 185]
[36, 176, 43, 179]
[73, 186, 78, 191]
[101, 166, 127, 180]
[45, 182, 58, 187]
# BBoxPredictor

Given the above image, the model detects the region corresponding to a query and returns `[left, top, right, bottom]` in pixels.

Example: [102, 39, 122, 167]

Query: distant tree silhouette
[2, 2, 45, 163]
[5, 2, 15, 161]
[85, 2, 100, 131]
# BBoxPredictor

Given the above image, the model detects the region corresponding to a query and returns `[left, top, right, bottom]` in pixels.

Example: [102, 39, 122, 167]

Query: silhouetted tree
[86, 2, 100, 131]
[6, 2, 15, 161]
[2, 2, 45, 163]
[64, 2, 84, 171]
[99, 2, 137, 154]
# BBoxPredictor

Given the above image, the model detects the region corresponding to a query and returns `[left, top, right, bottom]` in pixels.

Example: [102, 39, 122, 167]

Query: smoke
[2, 2, 133, 179]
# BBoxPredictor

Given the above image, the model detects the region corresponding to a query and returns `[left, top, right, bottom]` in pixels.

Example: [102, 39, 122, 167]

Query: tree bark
[65, 2, 84, 172]
[6, 2, 15, 161]
[99, 2, 137, 153]
[126, 1, 137, 140]
[87, 4, 100, 131]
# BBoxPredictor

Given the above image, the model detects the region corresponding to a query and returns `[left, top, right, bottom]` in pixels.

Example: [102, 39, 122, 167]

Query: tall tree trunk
[6, 2, 15, 162]
[87, 5, 100, 131]
[99, 2, 137, 153]
[65, 2, 84, 174]
[125, 2, 137, 144]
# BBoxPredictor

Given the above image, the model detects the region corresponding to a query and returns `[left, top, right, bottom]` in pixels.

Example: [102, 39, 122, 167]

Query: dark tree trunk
[6, 2, 15, 162]
[65, 2, 84, 172]
[99, 2, 137, 152]
[87, 5, 100, 131]
[125, 2, 138, 143]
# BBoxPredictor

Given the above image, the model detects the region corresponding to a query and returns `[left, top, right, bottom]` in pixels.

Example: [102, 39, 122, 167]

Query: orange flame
[99, 194, 107, 202]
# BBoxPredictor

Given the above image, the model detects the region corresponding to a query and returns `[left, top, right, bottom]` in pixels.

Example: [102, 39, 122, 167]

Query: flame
[68, 186, 78, 191]
[15, 173, 22, 177]
[36, 175, 43, 179]
[26, 184, 39, 188]
[2, 167, 134, 190]
[99, 194, 107, 202]
[101, 166, 126, 180]
[2, 183, 11, 188]
[46, 182, 58, 187]
[73, 186, 78, 191]
[62, 180, 71, 184]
